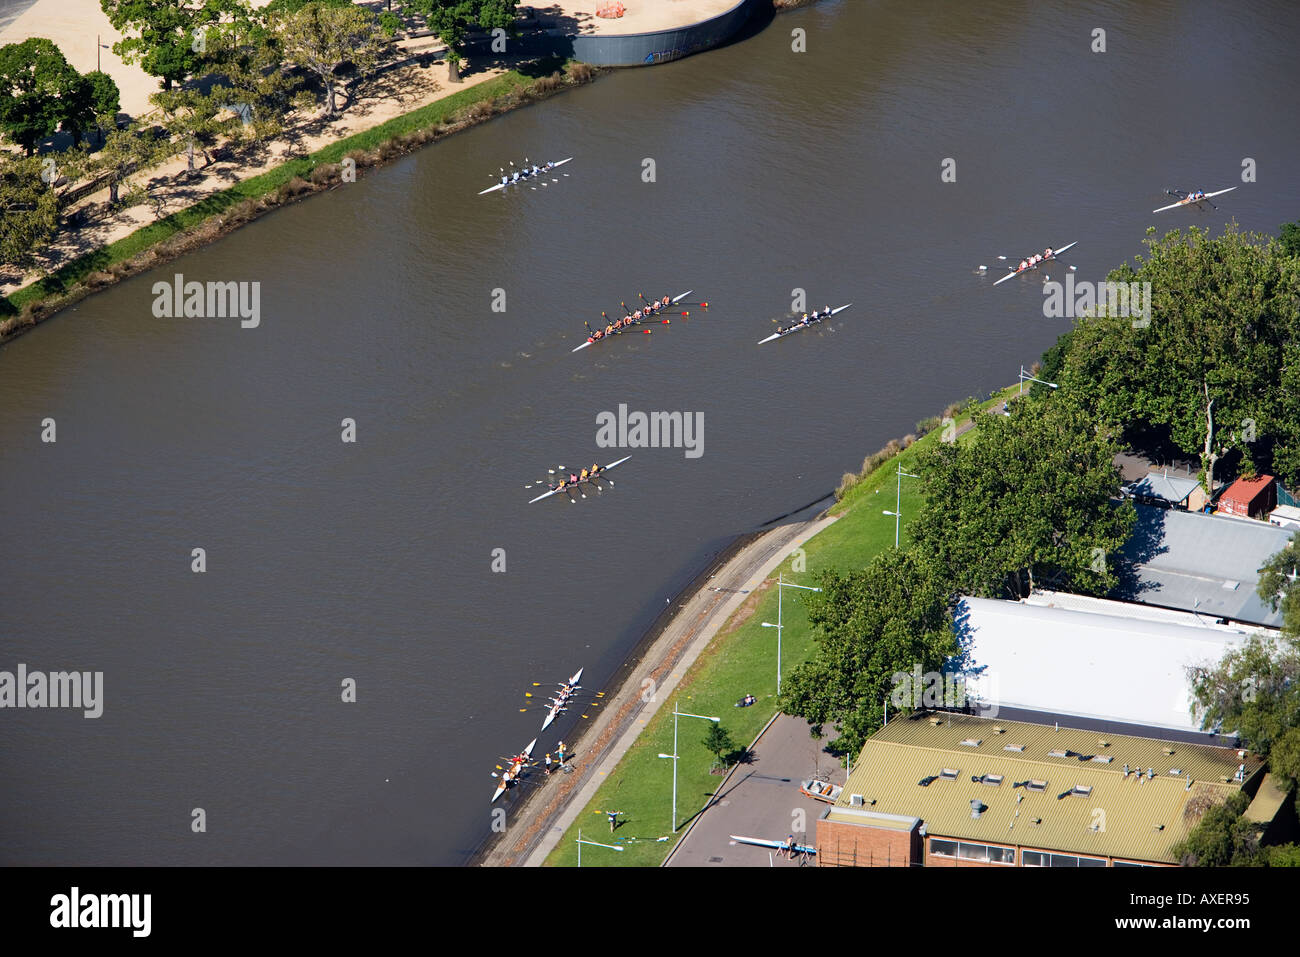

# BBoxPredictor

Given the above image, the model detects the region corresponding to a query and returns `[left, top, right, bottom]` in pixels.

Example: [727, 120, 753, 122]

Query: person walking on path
[557, 741, 566, 767]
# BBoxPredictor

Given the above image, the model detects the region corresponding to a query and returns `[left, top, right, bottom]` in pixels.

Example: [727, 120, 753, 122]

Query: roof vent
[959, 738, 982, 748]
[940, 768, 960, 781]
[850, 794, 864, 807]
[1090, 755, 1113, 764]
[1147, 767, 1155, 780]
[1004, 744, 1025, 752]
[1169, 768, 1183, 776]
[1031, 817, 1042, 825]
[1048, 749, 1069, 759]
[970, 800, 986, 819]
[1154, 823, 1165, 831]
[1072, 784, 1093, 797]
[1162, 748, 1175, 756]
[1026, 779, 1048, 793]
[929, 717, 942, 726]
[1222, 580, 1240, 591]
[1098, 740, 1110, 748]
[992, 726, 1005, 734]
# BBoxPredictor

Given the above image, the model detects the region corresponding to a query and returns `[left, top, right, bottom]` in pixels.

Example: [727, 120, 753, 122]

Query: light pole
[1019, 365, 1059, 396]
[761, 573, 820, 695]
[658, 700, 719, 833]
[882, 464, 919, 548]
[576, 828, 624, 866]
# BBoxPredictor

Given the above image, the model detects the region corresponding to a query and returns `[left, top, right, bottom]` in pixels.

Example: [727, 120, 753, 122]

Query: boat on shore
[758, 303, 852, 344]
[491, 737, 537, 802]
[800, 779, 843, 804]
[993, 241, 1077, 286]
[541, 667, 583, 731]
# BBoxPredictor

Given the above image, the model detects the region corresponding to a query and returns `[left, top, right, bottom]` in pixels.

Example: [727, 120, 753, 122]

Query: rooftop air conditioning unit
[850, 794, 864, 807]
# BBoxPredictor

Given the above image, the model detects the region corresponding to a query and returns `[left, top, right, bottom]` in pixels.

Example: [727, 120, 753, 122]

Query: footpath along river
[2, 0, 1299, 865]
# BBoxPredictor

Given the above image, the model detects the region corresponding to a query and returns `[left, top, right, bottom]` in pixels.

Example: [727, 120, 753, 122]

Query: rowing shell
[757, 303, 853, 344]
[479, 157, 573, 195]
[1152, 186, 1237, 213]
[992, 241, 1078, 286]
[491, 737, 537, 802]
[730, 834, 817, 855]
[541, 667, 583, 731]
[572, 290, 694, 352]
[527, 457, 631, 504]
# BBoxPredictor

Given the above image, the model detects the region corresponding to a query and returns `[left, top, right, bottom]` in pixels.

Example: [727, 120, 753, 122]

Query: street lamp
[761, 573, 821, 695]
[1019, 365, 1059, 395]
[576, 828, 624, 867]
[658, 700, 719, 833]
[882, 463, 919, 548]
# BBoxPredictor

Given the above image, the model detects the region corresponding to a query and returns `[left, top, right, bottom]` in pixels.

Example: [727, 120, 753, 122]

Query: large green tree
[0, 152, 61, 267]
[408, 0, 518, 81]
[906, 399, 1134, 600]
[91, 122, 161, 205]
[100, 0, 246, 90]
[1187, 633, 1300, 756]
[274, 2, 386, 117]
[0, 38, 85, 154]
[1053, 225, 1300, 489]
[780, 549, 956, 758]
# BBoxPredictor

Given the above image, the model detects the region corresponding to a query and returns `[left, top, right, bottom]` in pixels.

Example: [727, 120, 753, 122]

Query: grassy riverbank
[542, 385, 1020, 866]
[0, 58, 592, 342]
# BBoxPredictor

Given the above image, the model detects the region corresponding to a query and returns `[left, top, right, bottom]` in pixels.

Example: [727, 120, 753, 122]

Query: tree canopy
[0, 152, 60, 266]
[0, 38, 86, 154]
[273, 2, 386, 116]
[780, 549, 956, 758]
[407, 0, 518, 78]
[906, 398, 1134, 600]
[100, 0, 245, 90]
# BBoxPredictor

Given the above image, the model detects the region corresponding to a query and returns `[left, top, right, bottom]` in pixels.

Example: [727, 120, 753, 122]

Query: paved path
[475, 512, 838, 865]
[664, 713, 845, 867]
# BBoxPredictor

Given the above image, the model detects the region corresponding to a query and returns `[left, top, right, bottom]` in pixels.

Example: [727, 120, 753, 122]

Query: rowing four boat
[757, 303, 853, 344]
[527, 456, 631, 504]
[491, 737, 538, 802]
[541, 667, 583, 731]
[1152, 187, 1237, 213]
[572, 291, 694, 352]
[479, 157, 574, 195]
[992, 241, 1078, 286]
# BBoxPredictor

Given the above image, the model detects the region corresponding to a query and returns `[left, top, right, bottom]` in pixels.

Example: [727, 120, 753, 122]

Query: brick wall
[816, 818, 920, 867]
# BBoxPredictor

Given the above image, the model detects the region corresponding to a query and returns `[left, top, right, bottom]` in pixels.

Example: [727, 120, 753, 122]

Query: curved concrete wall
[571, 0, 759, 67]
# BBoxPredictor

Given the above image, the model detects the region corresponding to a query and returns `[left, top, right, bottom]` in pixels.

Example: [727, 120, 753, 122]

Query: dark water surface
[3, 0, 1298, 864]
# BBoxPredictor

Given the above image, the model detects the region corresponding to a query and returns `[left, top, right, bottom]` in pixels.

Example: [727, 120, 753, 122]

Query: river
[2, 0, 1298, 864]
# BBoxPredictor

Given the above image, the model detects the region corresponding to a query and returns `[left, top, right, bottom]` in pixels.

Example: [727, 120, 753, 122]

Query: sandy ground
[538, 0, 742, 36]
[1, 0, 509, 296]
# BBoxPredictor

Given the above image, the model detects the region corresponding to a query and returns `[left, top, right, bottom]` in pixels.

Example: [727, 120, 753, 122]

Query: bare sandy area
[1, 0, 512, 296]
[536, 0, 742, 36]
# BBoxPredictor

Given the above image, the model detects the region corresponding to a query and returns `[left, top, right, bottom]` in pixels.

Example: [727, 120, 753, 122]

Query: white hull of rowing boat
[757, 303, 852, 344]
[541, 667, 583, 730]
[479, 157, 573, 194]
[527, 457, 631, 504]
[992, 241, 1077, 286]
[1152, 186, 1237, 213]
[572, 291, 693, 352]
[491, 737, 538, 802]
[730, 834, 816, 854]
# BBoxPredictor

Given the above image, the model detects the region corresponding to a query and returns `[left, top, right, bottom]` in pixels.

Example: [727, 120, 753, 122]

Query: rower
[661, 295, 670, 307]
[591, 463, 601, 475]
[605, 322, 614, 335]
[579, 468, 589, 481]
[824, 305, 831, 317]
[1044, 247, 1053, 258]
[1019, 259, 1029, 270]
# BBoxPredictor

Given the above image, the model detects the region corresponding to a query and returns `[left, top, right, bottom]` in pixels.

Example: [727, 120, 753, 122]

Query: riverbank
[0, 56, 596, 345]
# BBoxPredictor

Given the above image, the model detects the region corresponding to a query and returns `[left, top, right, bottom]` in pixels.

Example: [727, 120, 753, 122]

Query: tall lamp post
[882, 463, 919, 549]
[657, 701, 720, 833]
[576, 829, 624, 867]
[761, 573, 821, 695]
[1019, 365, 1059, 395]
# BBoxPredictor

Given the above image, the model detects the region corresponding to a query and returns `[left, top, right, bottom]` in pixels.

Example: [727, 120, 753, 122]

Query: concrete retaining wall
[570, 0, 759, 67]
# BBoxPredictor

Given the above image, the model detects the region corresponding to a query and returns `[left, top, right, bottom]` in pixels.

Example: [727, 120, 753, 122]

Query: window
[1047, 749, 1069, 759]
[981, 774, 1003, 787]
[1072, 784, 1093, 797]
[940, 768, 960, 781]
[960, 738, 982, 748]
[932, 840, 1015, 864]
[1090, 755, 1113, 764]
[1024, 850, 1107, 867]
[930, 839, 957, 858]
[1026, 779, 1048, 792]
[1004, 744, 1025, 752]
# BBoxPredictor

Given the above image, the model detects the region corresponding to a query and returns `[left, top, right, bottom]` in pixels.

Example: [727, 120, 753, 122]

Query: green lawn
[543, 386, 1019, 865]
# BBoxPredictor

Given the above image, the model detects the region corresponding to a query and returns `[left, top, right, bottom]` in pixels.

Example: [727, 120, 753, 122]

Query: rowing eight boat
[527, 457, 631, 504]
[757, 303, 853, 344]
[479, 158, 573, 195]
[541, 667, 583, 731]
[572, 291, 693, 352]
[1152, 187, 1237, 213]
[992, 241, 1078, 286]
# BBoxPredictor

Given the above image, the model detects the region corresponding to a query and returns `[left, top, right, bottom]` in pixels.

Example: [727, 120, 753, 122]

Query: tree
[0, 38, 85, 155]
[0, 152, 60, 267]
[906, 399, 1134, 600]
[408, 0, 518, 82]
[82, 71, 122, 144]
[91, 123, 160, 205]
[1174, 791, 1261, 866]
[1187, 633, 1300, 756]
[1257, 539, 1300, 641]
[1054, 225, 1300, 489]
[100, 0, 246, 90]
[702, 724, 735, 768]
[150, 87, 230, 173]
[274, 2, 386, 117]
[1280, 221, 1300, 259]
[780, 549, 956, 759]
